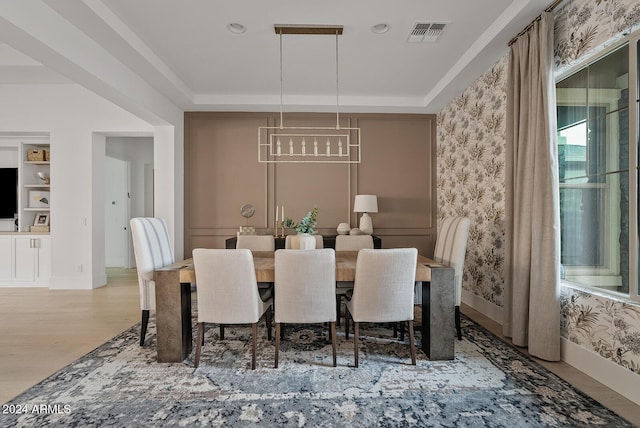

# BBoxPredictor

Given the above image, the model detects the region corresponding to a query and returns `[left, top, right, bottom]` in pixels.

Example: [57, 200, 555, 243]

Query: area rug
[1, 315, 633, 427]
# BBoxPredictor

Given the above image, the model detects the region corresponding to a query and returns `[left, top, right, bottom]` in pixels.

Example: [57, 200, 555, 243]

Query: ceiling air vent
[407, 22, 447, 43]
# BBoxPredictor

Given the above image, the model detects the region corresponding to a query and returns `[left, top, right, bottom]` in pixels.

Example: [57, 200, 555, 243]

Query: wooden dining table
[154, 251, 455, 363]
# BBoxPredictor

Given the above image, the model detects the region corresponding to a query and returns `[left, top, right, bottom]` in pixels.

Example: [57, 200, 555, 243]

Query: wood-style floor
[0, 269, 638, 426]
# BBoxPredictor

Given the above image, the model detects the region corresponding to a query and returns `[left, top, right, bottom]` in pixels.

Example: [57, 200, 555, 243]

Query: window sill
[561, 280, 639, 305]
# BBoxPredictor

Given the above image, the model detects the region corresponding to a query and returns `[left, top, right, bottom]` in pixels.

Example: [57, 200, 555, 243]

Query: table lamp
[353, 195, 378, 235]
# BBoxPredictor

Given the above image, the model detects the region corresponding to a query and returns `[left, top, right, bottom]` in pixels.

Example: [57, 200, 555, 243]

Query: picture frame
[28, 190, 50, 208]
[33, 212, 50, 226]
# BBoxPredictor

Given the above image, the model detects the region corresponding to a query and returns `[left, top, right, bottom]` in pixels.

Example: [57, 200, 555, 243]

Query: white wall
[0, 84, 155, 288]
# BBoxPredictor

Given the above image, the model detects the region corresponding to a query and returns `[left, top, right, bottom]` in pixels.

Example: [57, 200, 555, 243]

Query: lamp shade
[353, 195, 378, 213]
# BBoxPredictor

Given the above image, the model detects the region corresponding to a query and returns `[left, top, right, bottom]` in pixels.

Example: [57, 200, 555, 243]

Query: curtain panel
[504, 11, 561, 361]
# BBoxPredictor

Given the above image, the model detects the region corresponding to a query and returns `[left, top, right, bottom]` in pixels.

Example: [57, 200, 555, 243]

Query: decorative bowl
[337, 222, 350, 235]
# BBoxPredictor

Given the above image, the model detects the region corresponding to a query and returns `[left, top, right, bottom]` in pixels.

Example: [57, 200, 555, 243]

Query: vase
[297, 233, 316, 250]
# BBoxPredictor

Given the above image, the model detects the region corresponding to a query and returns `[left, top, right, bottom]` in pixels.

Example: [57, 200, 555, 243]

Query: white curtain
[503, 11, 560, 361]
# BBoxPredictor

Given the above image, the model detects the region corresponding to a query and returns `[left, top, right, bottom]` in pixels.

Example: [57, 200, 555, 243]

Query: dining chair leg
[400, 321, 405, 342]
[354, 321, 359, 368]
[266, 307, 273, 341]
[345, 309, 351, 339]
[455, 306, 462, 340]
[140, 310, 150, 346]
[252, 322, 257, 370]
[195, 322, 204, 368]
[220, 325, 225, 340]
[275, 323, 281, 368]
[335, 295, 342, 327]
[408, 320, 416, 365]
[330, 321, 337, 367]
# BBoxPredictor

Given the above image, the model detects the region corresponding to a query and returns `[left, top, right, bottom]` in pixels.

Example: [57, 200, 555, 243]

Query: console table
[225, 234, 382, 249]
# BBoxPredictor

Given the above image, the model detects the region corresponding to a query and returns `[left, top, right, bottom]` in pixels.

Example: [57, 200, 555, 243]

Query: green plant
[282, 207, 318, 234]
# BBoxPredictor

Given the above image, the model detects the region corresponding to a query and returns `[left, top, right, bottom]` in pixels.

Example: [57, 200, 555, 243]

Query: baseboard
[561, 337, 640, 406]
[461, 290, 503, 324]
[48, 274, 107, 290]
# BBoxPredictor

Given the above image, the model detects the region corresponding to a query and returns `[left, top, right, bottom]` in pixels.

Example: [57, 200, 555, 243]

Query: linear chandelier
[258, 24, 361, 164]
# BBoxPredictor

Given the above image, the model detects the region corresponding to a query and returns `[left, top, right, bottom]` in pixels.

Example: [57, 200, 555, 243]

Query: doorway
[104, 136, 154, 268]
[105, 156, 130, 268]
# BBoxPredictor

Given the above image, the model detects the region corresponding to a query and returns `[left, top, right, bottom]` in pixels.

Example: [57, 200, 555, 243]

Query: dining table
[154, 250, 455, 363]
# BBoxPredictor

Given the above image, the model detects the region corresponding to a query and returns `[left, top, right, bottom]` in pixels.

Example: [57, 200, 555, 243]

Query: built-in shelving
[20, 142, 50, 232]
[0, 134, 51, 287]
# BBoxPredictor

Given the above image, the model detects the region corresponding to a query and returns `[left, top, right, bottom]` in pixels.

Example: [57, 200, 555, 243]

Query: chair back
[192, 249, 263, 324]
[350, 248, 417, 322]
[335, 235, 373, 251]
[236, 235, 275, 251]
[434, 217, 470, 306]
[285, 234, 324, 249]
[130, 217, 175, 310]
[274, 249, 336, 323]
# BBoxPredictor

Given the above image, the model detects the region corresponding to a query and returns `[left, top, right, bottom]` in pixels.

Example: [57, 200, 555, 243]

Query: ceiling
[0, 0, 551, 115]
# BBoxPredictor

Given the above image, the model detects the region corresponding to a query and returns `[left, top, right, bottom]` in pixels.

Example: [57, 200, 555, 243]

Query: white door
[105, 157, 130, 267]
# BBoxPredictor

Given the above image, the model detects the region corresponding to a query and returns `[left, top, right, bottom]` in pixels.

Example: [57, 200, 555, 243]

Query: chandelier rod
[279, 31, 284, 129]
[335, 30, 340, 130]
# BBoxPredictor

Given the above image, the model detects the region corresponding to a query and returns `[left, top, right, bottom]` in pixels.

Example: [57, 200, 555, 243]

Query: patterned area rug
[1, 315, 633, 427]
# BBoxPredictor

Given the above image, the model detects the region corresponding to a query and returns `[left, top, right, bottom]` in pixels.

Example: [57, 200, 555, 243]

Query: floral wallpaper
[555, 0, 640, 72]
[437, 0, 640, 374]
[562, 288, 640, 373]
[437, 56, 508, 307]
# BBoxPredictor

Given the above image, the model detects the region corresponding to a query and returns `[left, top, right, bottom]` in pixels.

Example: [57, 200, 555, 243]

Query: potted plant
[282, 207, 318, 249]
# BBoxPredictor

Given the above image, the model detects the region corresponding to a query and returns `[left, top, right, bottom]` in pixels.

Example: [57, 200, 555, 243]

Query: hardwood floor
[0, 271, 638, 425]
[0, 268, 139, 404]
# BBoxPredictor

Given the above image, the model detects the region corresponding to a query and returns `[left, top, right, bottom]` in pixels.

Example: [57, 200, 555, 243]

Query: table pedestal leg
[421, 266, 455, 360]
[155, 269, 192, 363]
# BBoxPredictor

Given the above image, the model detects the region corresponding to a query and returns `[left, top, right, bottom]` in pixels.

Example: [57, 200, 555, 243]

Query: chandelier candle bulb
[338, 139, 343, 156]
[277, 139, 281, 155]
[301, 138, 306, 155]
[314, 139, 318, 156]
[326, 139, 331, 156]
[289, 139, 294, 155]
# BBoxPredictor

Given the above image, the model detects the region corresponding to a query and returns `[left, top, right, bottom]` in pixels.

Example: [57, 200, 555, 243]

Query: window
[556, 40, 637, 299]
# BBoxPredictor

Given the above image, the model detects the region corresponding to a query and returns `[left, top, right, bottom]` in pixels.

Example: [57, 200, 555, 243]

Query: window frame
[555, 33, 639, 303]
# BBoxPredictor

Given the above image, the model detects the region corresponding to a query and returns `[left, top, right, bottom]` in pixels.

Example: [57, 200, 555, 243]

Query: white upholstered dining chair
[344, 248, 417, 367]
[274, 249, 337, 367]
[285, 234, 324, 249]
[433, 216, 470, 340]
[130, 217, 175, 346]
[192, 249, 273, 370]
[236, 235, 275, 251]
[334, 234, 373, 251]
[334, 234, 374, 326]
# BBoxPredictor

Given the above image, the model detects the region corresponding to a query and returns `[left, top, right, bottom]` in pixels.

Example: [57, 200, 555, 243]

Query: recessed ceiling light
[227, 23, 246, 34]
[371, 23, 389, 34]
